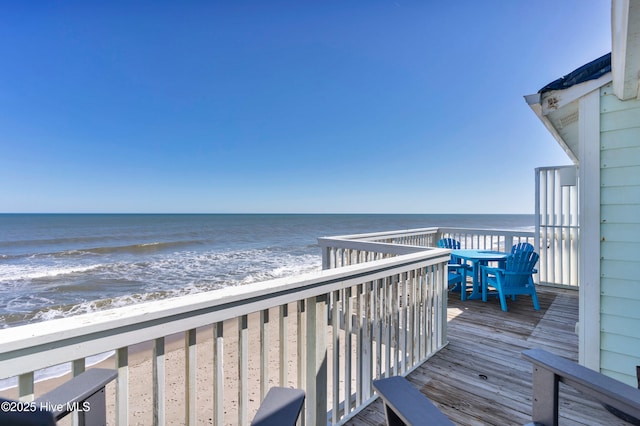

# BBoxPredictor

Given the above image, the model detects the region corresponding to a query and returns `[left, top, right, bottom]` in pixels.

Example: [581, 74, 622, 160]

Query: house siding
[599, 83, 640, 386]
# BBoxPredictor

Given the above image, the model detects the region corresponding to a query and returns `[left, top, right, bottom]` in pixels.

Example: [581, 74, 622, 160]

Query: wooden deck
[347, 287, 632, 426]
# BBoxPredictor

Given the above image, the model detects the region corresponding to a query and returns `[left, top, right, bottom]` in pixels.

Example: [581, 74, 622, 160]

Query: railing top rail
[0, 248, 451, 378]
[535, 165, 576, 172]
[316, 238, 437, 255]
[319, 227, 534, 245]
[437, 227, 534, 237]
[318, 227, 439, 242]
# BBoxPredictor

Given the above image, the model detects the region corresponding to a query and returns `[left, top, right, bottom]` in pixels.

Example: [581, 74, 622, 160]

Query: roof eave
[525, 93, 579, 164]
[525, 72, 612, 165]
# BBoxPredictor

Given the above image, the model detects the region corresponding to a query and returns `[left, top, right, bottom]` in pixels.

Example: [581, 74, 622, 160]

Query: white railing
[438, 227, 536, 252]
[536, 166, 580, 288]
[319, 226, 576, 288]
[0, 247, 451, 426]
[319, 227, 534, 267]
[318, 228, 440, 269]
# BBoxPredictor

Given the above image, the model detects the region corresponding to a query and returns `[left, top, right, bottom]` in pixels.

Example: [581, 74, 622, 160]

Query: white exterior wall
[599, 82, 640, 385]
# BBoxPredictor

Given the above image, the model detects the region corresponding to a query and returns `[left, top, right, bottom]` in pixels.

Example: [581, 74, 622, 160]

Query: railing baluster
[331, 290, 340, 423]
[427, 266, 433, 354]
[297, 300, 306, 426]
[344, 286, 352, 414]
[305, 295, 327, 426]
[432, 265, 440, 349]
[505, 235, 514, 252]
[401, 272, 408, 374]
[279, 304, 288, 387]
[260, 309, 269, 400]
[433, 265, 441, 348]
[71, 358, 85, 426]
[393, 275, 400, 376]
[153, 337, 165, 426]
[411, 269, 418, 367]
[185, 329, 197, 426]
[213, 322, 224, 426]
[363, 281, 373, 398]
[384, 278, 392, 378]
[116, 347, 128, 425]
[238, 315, 248, 426]
[374, 279, 383, 381]
[18, 372, 34, 402]
[438, 263, 448, 348]
[322, 245, 331, 270]
[414, 271, 421, 362]
[420, 267, 428, 359]
[355, 283, 363, 407]
[72, 358, 85, 376]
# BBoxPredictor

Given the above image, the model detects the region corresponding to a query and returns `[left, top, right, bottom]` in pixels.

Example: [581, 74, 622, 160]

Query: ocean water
[0, 213, 533, 329]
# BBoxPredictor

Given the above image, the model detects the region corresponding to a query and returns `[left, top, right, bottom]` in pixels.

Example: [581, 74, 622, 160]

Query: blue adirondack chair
[498, 241, 535, 269]
[511, 242, 534, 254]
[437, 238, 460, 250]
[510, 242, 537, 274]
[481, 250, 540, 312]
[437, 238, 469, 299]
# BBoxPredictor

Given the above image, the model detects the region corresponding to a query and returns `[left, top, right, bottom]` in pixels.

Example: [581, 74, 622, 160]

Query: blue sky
[1, 1, 611, 214]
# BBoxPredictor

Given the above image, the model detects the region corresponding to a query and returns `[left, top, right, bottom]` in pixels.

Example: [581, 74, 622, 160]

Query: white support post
[305, 294, 328, 426]
[578, 89, 601, 370]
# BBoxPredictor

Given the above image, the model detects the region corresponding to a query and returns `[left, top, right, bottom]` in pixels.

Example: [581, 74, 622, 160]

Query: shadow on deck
[347, 287, 632, 426]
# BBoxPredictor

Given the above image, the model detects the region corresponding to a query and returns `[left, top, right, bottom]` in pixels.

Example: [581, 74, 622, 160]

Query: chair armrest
[251, 387, 305, 426]
[34, 368, 117, 420]
[447, 264, 466, 272]
[373, 376, 454, 425]
[503, 271, 536, 277]
[480, 265, 501, 274]
[522, 349, 640, 423]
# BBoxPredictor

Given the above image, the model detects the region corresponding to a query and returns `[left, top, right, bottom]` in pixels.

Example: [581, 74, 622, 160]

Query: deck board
[347, 287, 632, 426]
